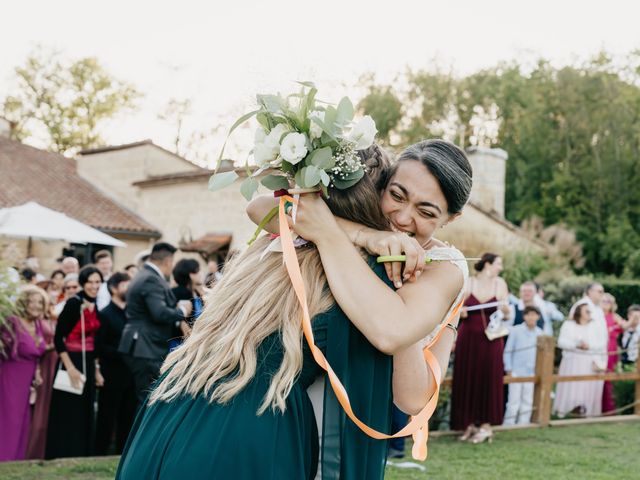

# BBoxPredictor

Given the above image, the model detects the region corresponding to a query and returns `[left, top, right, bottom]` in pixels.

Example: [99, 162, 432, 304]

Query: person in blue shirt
[503, 306, 544, 425]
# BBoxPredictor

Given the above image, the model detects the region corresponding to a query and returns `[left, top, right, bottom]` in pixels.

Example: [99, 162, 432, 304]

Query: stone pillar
[465, 146, 508, 218]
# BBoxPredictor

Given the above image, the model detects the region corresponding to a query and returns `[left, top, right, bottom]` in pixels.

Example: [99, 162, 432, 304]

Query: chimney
[465, 146, 508, 218]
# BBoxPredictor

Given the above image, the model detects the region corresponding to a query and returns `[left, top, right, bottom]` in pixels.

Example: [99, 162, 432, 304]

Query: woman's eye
[419, 210, 435, 218]
[391, 191, 403, 201]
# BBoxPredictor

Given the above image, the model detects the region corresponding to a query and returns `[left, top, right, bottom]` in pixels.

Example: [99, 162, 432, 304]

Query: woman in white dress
[554, 303, 606, 417]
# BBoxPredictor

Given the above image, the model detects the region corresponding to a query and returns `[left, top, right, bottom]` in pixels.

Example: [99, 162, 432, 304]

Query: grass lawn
[1, 421, 637, 479]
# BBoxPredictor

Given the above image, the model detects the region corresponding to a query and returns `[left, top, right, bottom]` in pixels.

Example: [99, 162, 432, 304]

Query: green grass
[1, 422, 637, 479]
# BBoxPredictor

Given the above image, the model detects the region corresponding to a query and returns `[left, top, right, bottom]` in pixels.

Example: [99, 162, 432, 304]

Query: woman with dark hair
[450, 253, 511, 442]
[46, 265, 104, 459]
[554, 303, 605, 417]
[0, 286, 48, 461]
[171, 259, 204, 325]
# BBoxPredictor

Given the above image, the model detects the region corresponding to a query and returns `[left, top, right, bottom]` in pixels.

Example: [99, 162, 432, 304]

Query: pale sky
[2, 0, 640, 164]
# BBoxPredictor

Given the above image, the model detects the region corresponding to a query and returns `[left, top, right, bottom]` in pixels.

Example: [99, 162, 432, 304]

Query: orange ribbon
[278, 196, 462, 461]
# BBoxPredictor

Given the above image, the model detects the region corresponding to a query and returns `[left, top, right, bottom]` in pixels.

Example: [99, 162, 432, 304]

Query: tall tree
[2, 48, 140, 155]
[359, 51, 640, 276]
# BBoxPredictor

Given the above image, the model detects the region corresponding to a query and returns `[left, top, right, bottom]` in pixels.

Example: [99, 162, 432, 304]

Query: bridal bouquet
[209, 82, 378, 199]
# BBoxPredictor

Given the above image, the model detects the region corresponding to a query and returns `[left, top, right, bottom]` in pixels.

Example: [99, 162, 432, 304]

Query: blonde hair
[150, 145, 391, 414]
[15, 285, 49, 319]
[602, 293, 617, 314]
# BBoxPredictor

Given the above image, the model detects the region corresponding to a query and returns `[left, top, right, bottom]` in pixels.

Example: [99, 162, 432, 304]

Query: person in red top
[46, 265, 104, 459]
[601, 293, 626, 413]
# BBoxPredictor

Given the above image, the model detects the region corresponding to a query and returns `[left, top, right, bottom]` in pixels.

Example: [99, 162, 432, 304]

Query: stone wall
[466, 147, 507, 217]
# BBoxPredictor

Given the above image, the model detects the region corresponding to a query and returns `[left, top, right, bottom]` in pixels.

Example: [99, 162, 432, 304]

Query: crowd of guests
[0, 244, 218, 462]
[450, 253, 640, 444]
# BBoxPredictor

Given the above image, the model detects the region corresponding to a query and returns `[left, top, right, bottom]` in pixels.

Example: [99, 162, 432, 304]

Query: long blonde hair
[150, 145, 391, 413]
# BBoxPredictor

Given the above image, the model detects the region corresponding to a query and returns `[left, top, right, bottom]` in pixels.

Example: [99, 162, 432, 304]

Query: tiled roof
[0, 137, 161, 237]
[179, 232, 232, 255]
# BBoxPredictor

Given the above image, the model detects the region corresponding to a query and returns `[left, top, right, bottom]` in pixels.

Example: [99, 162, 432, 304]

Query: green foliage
[613, 363, 637, 415]
[600, 278, 640, 314]
[2, 47, 140, 155]
[501, 250, 550, 293]
[359, 51, 640, 276]
[357, 84, 403, 144]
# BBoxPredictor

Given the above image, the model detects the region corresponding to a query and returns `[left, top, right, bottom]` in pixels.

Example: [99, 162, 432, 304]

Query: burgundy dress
[450, 294, 505, 430]
[0, 316, 46, 461]
[27, 318, 57, 459]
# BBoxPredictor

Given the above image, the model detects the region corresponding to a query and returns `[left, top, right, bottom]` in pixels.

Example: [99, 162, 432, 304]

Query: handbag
[53, 305, 87, 395]
[482, 308, 509, 341]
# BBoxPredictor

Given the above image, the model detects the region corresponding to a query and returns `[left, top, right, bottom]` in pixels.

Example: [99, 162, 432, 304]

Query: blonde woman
[0, 286, 48, 460]
[117, 140, 471, 480]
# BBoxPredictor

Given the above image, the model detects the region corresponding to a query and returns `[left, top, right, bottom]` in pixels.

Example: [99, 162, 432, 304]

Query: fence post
[635, 356, 640, 416]
[531, 335, 555, 426]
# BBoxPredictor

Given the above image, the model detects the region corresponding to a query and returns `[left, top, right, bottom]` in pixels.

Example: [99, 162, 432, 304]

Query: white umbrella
[0, 202, 126, 247]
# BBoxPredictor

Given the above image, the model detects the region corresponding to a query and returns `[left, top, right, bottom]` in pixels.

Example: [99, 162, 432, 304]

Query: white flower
[348, 115, 377, 150]
[253, 124, 289, 166]
[254, 127, 267, 144]
[254, 142, 276, 166]
[265, 124, 289, 148]
[280, 132, 308, 164]
[309, 111, 325, 139]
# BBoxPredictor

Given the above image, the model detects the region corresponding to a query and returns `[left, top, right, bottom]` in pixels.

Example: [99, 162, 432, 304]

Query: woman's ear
[443, 212, 462, 227]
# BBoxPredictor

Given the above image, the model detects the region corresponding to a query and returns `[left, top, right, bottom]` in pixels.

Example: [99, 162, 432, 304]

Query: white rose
[254, 142, 276, 166]
[253, 124, 289, 166]
[265, 124, 289, 149]
[309, 111, 325, 139]
[348, 115, 378, 150]
[280, 132, 308, 165]
[254, 127, 267, 144]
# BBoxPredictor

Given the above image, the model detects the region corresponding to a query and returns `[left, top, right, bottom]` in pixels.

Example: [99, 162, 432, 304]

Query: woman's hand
[67, 366, 84, 389]
[359, 230, 425, 288]
[95, 367, 105, 387]
[33, 367, 43, 387]
[288, 193, 340, 244]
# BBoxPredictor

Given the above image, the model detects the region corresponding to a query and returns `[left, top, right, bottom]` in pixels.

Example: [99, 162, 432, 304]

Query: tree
[358, 50, 640, 276]
[2, 48, 140, 155]
[357, 84, 402, 145]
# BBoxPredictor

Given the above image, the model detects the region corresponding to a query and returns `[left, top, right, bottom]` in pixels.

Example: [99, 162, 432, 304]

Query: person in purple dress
[0, 286, 48, 461]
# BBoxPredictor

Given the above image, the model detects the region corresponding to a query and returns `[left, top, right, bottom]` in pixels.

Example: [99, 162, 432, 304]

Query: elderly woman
[46, 266, 104, 459]
[0, 286, 48, 461]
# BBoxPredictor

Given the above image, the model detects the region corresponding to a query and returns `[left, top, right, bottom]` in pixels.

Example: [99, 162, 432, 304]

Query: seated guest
[96, 272, 137, 455]
[0, 287, 48, 461]
[503, 306, 543, 425]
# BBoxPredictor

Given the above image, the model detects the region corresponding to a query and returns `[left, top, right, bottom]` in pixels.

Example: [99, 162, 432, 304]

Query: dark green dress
[116, 259, 393, 480]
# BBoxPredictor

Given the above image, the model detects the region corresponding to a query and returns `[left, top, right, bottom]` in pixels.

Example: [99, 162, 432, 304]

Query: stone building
[0, 119, 160, 273]
[76, 140, 544, 266]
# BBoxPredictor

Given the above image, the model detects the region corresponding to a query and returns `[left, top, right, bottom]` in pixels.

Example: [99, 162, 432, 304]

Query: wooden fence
[441, 336, 640, 427]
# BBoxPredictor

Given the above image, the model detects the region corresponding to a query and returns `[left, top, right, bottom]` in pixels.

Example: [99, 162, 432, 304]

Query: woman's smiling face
[380, 160, 458, 246]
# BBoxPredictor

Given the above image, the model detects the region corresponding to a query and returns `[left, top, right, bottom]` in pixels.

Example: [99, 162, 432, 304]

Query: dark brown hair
[94, 249, 112, 262]
[474, 253, 499, 272]
[324, 144, 390, 232]
[572, 303, 590, 324]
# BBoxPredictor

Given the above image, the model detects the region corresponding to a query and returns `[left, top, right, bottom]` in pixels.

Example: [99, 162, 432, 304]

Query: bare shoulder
[496, 276, 509, 296]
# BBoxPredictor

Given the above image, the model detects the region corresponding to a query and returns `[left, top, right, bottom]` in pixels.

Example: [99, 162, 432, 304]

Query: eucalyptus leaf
[323, 106, 337, 136]
[303, 165, 322, 187]
[240, 177, 260, 201]
[307, 146, 334, 170]
[215, 109, 261, 167]
[208, 170, 238, 192]
[257, 94, 284, 114]
[332, 168, 364, 189]
[319, 169, 331, 187]
[336, 97, 355, 126]
[296, 80, 316, 88]
[261, 174, 290, 191]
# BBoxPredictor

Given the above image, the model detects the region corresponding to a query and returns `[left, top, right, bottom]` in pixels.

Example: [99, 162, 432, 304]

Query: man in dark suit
[118, 242, 192, 404]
